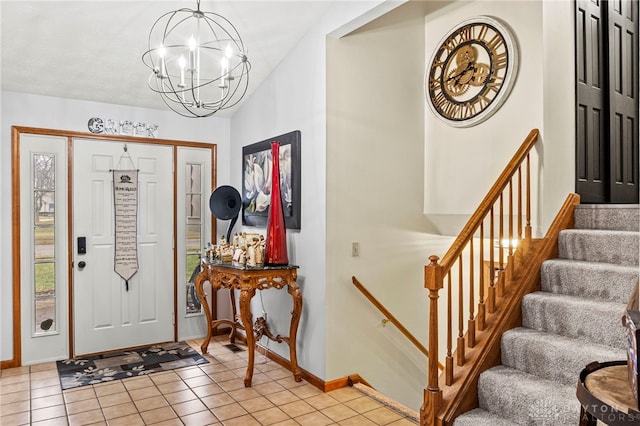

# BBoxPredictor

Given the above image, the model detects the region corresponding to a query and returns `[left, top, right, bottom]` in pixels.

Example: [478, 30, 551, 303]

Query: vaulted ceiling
[1, 1, 335, 117]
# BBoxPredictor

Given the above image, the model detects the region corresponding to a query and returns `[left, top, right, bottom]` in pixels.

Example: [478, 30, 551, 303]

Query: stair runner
[454, 205, 640, 426]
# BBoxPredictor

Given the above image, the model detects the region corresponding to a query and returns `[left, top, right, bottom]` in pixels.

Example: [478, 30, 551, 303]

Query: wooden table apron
[194, 262, 303, 387]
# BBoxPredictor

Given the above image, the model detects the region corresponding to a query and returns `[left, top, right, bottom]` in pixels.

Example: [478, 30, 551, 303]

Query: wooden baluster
[467, 238, 476, 348]
[478, 222, 486, 330]
[496, 192, 504, 297]
[422, 255, 443, 426]
[488, 207, 496, 313]
[516, 166, 523, 268]
[499, 193, 504, 270]
[457, 255, 465, 366]
[506, 180, 514, 283]
[445, 273, 453, 385]
[518, 166, 523, 241]
[498, 194, 505, 297]
[524, 154, 532, 253]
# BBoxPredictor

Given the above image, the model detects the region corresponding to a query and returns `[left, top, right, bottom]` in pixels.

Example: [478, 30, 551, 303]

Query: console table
[194, 261, 303, 387]
[577, 360, 640, 425]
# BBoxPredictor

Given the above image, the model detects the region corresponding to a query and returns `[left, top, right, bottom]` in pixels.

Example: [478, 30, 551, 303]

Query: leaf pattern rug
[56, 341, 208, 390]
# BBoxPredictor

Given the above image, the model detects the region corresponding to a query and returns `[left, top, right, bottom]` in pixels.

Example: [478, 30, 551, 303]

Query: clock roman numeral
[486, 82, 501, 94]
[477, 24, 489, 42]
[459, 25, 473, 42]
[443, 101, 459, 118]
[477, 95, 491, 109]
[433, 91, 447, 108]
[462, 102, 477, 119]
[493, 52, 508, 70]
[432, 57, 446, 69]
[442, 35, 460, 53]
[428, 77, 441, 92]
[486, 33, 504, 51]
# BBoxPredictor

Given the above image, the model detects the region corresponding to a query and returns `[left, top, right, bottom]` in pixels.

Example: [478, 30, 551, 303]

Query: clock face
[426, 17, 518, 127]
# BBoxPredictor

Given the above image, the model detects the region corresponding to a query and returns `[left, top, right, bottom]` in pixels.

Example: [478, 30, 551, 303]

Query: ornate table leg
[229, 289, 238, 343]
[194, 265, 213, 354]
[287, 279, 303, 382]
[239, 286, 256, 387]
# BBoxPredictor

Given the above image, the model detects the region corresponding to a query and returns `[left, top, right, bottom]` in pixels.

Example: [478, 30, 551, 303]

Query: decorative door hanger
[112, 145, 139, 291]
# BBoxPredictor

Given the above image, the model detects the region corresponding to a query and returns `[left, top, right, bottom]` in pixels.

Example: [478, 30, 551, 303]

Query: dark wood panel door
[576, 0, 607, 202]
[608, 0, 638, 203]
[575, 0, 639, 204]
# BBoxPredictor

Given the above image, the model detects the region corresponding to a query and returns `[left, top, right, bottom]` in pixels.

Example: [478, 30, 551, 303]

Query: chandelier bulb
[178, 56, 186, 87]
[158, 45, 167, 79]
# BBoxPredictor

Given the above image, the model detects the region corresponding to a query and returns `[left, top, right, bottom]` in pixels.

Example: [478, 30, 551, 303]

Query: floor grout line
[1, 337, 418, 425]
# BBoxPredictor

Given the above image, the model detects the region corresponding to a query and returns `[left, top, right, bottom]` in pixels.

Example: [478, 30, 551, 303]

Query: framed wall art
[242, 130, 301, 229]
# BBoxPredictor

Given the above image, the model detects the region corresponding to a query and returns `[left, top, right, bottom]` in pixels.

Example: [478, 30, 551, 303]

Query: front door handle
[78, 261, 86, 270]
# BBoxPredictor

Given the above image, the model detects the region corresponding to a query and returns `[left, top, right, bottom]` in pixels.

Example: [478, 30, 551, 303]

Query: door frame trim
[9, 126, 217, 367]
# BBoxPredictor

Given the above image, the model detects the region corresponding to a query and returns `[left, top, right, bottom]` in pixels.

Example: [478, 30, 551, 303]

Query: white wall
[229, 1, 392, 382]
[229, 0, 575, 411]
[324, 0, 576, 410]
[425, 1, 546, 237]
[423, 0, 575, 236]
[540, 0, 575, 230]
[422, 0, 575, 407]
[0, 91, 230, 362]
[326, 1, 444, 410]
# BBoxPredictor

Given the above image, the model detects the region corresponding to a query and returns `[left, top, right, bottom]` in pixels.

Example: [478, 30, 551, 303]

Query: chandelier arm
[215, 73, 249, 110]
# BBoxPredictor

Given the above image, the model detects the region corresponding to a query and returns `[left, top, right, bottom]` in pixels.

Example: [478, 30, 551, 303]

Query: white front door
[73, 139, 174, 355]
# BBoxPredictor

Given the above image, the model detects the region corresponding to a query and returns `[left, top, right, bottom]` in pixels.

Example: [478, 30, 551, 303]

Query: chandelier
[142, 0, 251, 118]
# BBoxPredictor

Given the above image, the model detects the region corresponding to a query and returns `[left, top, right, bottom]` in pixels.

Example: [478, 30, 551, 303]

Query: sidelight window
[185, 163, 203, 314]
[33, 153, 57, 335]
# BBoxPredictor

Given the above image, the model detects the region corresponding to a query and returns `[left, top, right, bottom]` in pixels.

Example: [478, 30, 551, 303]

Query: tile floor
[0, 337, 418, 425]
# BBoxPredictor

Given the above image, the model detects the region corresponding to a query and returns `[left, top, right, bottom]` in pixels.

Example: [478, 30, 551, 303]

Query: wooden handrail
[439, 128, 539, 272]
[352, 276, 444, 370]
[422, 129, 542, 425]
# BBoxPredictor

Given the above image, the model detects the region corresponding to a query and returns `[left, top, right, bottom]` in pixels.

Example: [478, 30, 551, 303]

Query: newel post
[421, 255, 443, 425]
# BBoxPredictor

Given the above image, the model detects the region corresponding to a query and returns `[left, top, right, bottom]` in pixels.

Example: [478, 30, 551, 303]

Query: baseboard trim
[1, 359, 18, 369]
[254, 344, 325, 390]
[254, 344, 371, 394]
[324, 374, 372, 392]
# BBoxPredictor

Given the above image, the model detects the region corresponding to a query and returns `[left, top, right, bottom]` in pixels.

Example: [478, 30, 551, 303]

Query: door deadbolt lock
[78, 261, 86, 269]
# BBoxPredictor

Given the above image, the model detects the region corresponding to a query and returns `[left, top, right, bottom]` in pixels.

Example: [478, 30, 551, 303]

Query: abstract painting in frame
[242, 130, 301, 229]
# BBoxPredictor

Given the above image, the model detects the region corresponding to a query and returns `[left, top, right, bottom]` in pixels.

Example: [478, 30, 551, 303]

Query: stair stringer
[437, 193, 580, 426]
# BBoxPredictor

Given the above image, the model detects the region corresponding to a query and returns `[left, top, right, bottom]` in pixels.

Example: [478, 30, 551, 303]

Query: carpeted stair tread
[453, 206, 637, 425]
[558, 229, 639, 267]
[522, 292, 627, 350]
[574, 204, 640, 232]
[541, 259, 639, 304]
[453, 408, 518, 426]
[501, 327, 625, 386]
[478, 365, 579, 425]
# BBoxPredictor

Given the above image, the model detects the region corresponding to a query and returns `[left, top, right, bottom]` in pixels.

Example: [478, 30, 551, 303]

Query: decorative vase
[264, 142, 289, 265]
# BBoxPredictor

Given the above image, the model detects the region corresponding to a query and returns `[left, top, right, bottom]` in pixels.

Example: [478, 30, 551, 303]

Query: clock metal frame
[425, 16, 519, 128]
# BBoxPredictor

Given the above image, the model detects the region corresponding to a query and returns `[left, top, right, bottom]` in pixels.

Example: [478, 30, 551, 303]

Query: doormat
[56, 341, 208, 390]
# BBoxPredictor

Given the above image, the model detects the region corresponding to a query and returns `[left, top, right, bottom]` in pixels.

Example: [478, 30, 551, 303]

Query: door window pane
[185, 164, 203, 315]
[33, 154, 56, 334]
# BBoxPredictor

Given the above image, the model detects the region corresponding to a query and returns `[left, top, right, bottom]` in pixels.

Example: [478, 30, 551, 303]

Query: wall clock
[426, 16, 518, 127]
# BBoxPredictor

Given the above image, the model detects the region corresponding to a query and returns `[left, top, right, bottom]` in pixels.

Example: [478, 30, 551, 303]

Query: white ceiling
[1, 1, 337, 117]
